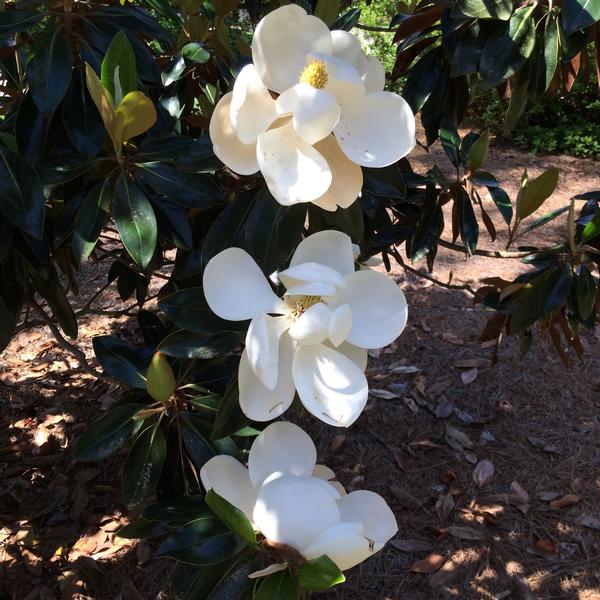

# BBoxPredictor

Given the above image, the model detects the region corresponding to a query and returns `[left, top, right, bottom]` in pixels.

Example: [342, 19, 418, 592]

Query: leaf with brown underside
[549, 494, 581, 510]
[410, 553, 447, 574]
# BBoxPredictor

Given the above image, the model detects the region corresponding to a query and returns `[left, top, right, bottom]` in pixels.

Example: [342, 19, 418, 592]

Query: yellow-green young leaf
[516, 167, 559, 220]
[110, 91, 157, 148]
[85, 63, 114, 133]
[467, 130, 489, 171]
[146, 352, 176, 403]
[315, 0, 341, 25]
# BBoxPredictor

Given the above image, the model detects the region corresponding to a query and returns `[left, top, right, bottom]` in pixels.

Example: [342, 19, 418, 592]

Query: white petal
[338, 490, 398, 543]
[276, 83, 341, 145]
[313, 465, 347, 497]
[284, 281, 338, 298]
[312, 134, 363, 211]
[252, 5, 333, 94]
[360, 56, 385, 93]
[230, 64, 278, 144]
[331, 30, 364, 67]
[245, 314, 288, 390]
[309, 52, 365, 104]
[248, 421, 317, 488]
[203, 247, 285, 321]
[337, 269, 408, 349]
[303, 522, 373, 571]
[293, 344, 368, 427]
[253, 473, 340, 551]
[280, 262, 346, 290]
[239, 332, 296, 422]
[209, 93, 259, 175]
[288, 303, 332, 346]
[334, 92, 416, 168]
[334, 341, 368, 371]
[200, 455, 257, 522]
[290, 230, 355, 276]
[257, 121, 332, 206]
[329, 304, 352, 347]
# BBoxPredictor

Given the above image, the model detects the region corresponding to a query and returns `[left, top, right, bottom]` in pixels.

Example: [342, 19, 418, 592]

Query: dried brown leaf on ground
[390, 539, 434, 552]
[460, 367, 479, 384]
[549, 494, 581, 510]
[472, 459, 495, 488]
[410, 553, 447, 574]
[509, 480, 530, 514]
[446, 525, 486, 541]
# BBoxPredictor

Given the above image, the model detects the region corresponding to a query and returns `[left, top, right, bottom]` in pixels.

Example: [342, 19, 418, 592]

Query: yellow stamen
[299, 60, 329, 89]
[288, 295, 322, 319]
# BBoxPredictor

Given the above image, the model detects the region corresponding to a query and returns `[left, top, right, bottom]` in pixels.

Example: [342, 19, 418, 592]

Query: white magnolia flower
[200, 421, 398, 571]
[203, 230, 408, 427]
[209, 4, 416, 210]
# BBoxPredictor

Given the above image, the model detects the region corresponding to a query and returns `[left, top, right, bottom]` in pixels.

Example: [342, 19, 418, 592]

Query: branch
[30, 299, 108, 381]
[355, 23, 395, 32]
[437, 239, 533, 259]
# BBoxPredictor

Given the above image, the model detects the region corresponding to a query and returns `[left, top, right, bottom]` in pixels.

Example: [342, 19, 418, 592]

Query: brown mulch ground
[1, 133, 600, 599]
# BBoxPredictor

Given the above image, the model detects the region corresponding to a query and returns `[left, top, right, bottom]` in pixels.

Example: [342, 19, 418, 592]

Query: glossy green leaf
[206, 490, 256, 546]
[73, 404, 145, 461]
[439, 128, 461, 168]
[467, 130, 489, 171]
[516, 167, 559, 220]
[330, 7, 361, 31]
[453, 0, 512, 20]
[297, 555, 345, 591]
[576, 265, 596, 320]
[488, 186, 513, 224]
[136, 162, 222, 208]
[158, 330, 243, 359]
[72, 179, 111, 263]
[0, 9, 44, 34]
[93, 335, 149, 388]
[181, 414, 217, 469]
[117, 517, 172, 539]
[27, 25, 73, 113]
[162, 53, 186, 86]
[456, 187, 479, 256]
[562, 0, 600, 35]
[519, 204, 570, 235]
[581, 209, 600, 242]
[114, 174, 157, 268]
[211, 376, 249, 440]
[15, 92, 47, 163]
[503, 60, 530, 134]
[143, 496, 207, 527]
[543, 13, 559, 92]
[101, 30, 138, 105]
[480, 6, 536, 86]
[255, 570, 298, 600]
[181, 42, 210, 64]
[122, 424, 166, 509]
[0, 145, 45, 238]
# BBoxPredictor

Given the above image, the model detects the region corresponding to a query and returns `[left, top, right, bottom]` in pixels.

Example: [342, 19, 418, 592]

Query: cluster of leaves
[1, 0, 600, 597]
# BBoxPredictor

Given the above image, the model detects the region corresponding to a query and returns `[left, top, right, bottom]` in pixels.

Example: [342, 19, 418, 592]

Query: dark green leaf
[562, 0, 600, 35]
[73, 404, 145, 461]
[205, 490, 256, 546]
[467, 130, 489, 171]
[158, 330, 243, 359]
[136, 162, 222, 208]
[581, 208, 600, 242]
[453, 0, 512, 20]
[330, 8, 361, 31]
[211, 376, 249, 440]
[162, 53, 187, 86]
[488, 186, 512, 224]
[62, 72, 106, 159]
[403, 49, 442, 113]
[439, 127, 461, 168]
[297, 555, 345, 591]
[480, 6, 536, 86]
[182, 42, 210, 64]
[0, 9, 44, 34]
[159, 287, 246, 335]
[176, 136, 221, 172]
[114, 174, 157, 269]
[117, 517, 172, 539]
[520, 205, 570, 235]
[503, 61, 531, 134]
[456, 187, 479, 256]
[122, 424, 166, 509]
[255, 570, 298, 600]
[93, 335, 149, 388]
[576, 265, 596, 320]
[0, 145, 45, 238]
[27, 25, 73, 113]
[37, 154, 98, 185]
[16, 92, 47, 163]
[157, 520, 244, 566]
[143, 496, 207, 527]
[72, 179, 111, 263]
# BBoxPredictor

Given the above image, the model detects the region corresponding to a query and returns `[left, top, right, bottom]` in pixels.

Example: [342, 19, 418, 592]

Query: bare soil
[1, 133, 599, 599]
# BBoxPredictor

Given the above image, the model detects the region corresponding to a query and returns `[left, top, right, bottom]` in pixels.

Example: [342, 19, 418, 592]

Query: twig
[30, 299, 107, 381]
[356, 23, 394, 32]
[437, 239, 533, 259]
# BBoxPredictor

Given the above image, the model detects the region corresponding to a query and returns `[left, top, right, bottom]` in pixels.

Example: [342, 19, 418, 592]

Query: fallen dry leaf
[461, 367, 479, 384]
[538, 491, 561, 502]
[330, 434, 345, 452]
[370, 388, 400, 400]
[549, 494, 581, 510]
[442, 332, 464, 346]
[473, 460, 495, 488]
[534, 539, 557, 554]
[436, 493, 456, 521]
[509, 480, 530, 513]
[410, 553, 447, 574]
[390, 539, 434, 552]
[576, 515, 600, 531]
[445, 424, 474, 451]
